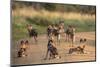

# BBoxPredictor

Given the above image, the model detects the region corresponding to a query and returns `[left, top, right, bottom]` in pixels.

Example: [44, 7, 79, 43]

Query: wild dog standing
[52, 23, 64, 45]
[70, 25, 75, 44]
[27, 24, 38, 43]
[65, 25, 75, 44]
[52, 24, 60, 45]
[47, 25, 53, 38]
[65, 25, 71, 42]
[59, 20, 65, 34]
[58, 20, 65, 41]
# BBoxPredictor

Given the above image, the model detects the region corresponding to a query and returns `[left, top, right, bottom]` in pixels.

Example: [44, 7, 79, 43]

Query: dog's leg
[68, 49, 73, 54]
[18, 52, 21, 57]
[44, 49, 49, 60]
[57, 34, 60, 45]
[81, 49, 84, 54]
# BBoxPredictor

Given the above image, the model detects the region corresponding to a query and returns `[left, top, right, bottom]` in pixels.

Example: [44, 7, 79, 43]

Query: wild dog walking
[65, 25, 75, 44]
[27, 24, 38, 43]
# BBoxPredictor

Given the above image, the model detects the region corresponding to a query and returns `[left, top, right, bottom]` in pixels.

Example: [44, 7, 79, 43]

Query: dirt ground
[11, 32, 96, 66]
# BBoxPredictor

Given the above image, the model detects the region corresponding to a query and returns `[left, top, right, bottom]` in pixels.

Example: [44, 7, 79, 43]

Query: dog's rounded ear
[20, 40, 24, 44]
[84, 38, 87, 42]
[25, 40, 29, 44]
[80, 38, 83, 43]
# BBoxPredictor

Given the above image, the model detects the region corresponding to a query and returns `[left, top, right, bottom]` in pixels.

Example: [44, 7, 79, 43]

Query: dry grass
[12, 7, 95, 21]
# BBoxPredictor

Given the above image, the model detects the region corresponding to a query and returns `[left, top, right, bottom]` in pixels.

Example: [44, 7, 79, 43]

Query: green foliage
[25, 16, 52, 26]
[64, 19, 95, 32]
[12, 15, 95, 41]
[12, 1, 96, 41]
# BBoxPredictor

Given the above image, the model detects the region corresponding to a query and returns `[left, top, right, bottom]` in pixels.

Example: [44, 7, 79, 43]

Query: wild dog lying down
[68, 38, 87, 54]
[68, 45, 85, 54]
